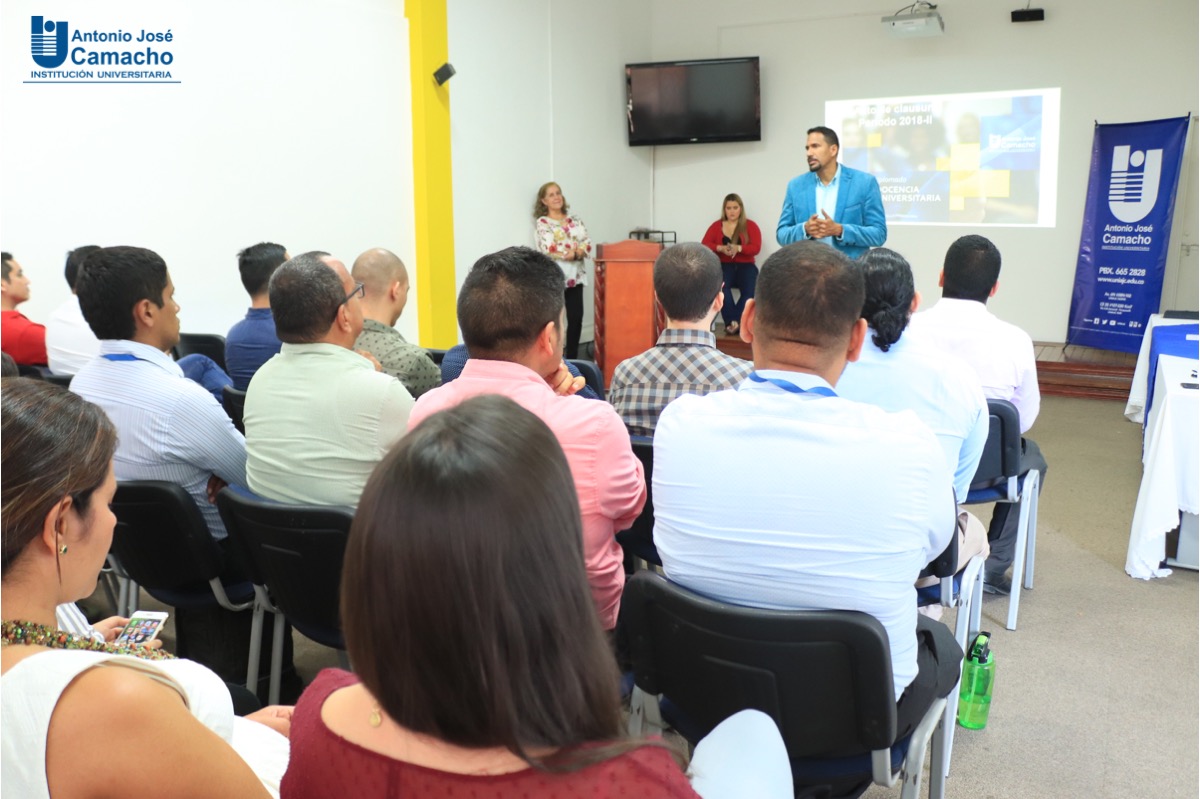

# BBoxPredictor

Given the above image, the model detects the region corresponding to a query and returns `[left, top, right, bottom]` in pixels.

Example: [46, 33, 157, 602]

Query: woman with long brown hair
[281, 395, 789, 797]
[0, 378, 290, 798]
[701, 193, 762, 335]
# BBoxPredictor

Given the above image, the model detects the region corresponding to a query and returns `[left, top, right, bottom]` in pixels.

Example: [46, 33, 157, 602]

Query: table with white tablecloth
[1124, 314, 1197, 424]
[1125, 355, 1200, 579]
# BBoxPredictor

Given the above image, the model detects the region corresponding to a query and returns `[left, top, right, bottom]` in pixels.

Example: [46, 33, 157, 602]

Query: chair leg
[928, 707, 948, 799]
[269, 612, 285, 705]
[1006, 471, 1039, 631]
[899, 697, 945, 799]
[628, 685, 665, 737]
[246, 599, 265, 691]
[1022, 472, 1040, 590]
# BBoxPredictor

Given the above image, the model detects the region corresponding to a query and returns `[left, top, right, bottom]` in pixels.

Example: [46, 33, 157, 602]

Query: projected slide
[826, 88, 1060, 227]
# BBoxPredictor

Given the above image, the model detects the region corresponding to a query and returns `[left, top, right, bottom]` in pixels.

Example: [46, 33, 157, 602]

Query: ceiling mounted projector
[882, 8, 945, 37]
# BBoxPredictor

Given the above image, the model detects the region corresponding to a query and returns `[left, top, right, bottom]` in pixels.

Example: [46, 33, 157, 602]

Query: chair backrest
[425, 348, 447, 365]
[621, 571, 897, 758]
[16, 364, 46, 379]
[110, 481, 228, 600]
[44, 372, 73, 388]
[217, 488, 353, 648]
[567, 358, 605, 400]
[174, 332, 228, 371]
[616, 436, 661, 566]
[222, 385, 247, 434]
[968, 398, 1022, 490]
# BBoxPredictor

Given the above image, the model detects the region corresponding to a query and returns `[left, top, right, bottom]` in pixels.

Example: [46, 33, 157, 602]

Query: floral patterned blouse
[535, 214, 592, 287]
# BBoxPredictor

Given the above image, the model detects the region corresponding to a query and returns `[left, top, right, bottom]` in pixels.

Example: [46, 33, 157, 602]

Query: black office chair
[174, 332, 228, 371]
[222, 385, 247, 434]
[620, 571, 949, 799]
[217, 487, 353, 704]
[15, 364, 48, 379]
[44, 372, 74, 388]
[109, 481, 257, 674]
[964, 398, 1039, 631]
[425, 347, 447, 365]
[567, 358, 605, 400]
[616, 436, 660, 570]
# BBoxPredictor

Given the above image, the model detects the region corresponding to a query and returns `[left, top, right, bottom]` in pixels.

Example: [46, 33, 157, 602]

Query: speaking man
[776, 126, 887, 259]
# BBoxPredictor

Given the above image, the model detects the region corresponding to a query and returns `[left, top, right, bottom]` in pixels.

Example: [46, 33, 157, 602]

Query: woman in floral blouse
[533, 181, 592, 359]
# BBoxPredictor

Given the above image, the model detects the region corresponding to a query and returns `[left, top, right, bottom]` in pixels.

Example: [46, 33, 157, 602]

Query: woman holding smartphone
[701, 193, 762, 335]
[534, 181, 592, 359]
[0, 378, 290, 798]
[281, 395, 791, 798]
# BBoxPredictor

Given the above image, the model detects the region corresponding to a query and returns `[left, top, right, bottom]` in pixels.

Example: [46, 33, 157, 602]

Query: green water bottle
[957, 631, 994, 730]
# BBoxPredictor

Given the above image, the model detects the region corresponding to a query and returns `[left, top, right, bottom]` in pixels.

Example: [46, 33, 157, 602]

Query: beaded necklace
[0, 620, 176, 661]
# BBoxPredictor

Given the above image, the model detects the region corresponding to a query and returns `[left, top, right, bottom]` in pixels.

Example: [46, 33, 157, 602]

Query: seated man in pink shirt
[408, 246, 646, 631]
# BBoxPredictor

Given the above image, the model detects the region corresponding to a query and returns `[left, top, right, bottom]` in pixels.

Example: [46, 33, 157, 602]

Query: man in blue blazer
[777, 126, 887, 260]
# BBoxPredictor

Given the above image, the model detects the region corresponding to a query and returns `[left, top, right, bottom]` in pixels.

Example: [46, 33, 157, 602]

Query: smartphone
[114, 611, 169, 646]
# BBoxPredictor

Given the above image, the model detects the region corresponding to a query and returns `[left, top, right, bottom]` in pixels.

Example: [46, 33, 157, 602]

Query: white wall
[1, 0, 417, 341]
[448, 0, 653, 345]
[646, 0, 1199, 341]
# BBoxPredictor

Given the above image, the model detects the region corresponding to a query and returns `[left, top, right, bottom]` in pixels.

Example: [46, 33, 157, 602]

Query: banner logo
[31, 16, 69, 69]
[1108, 145, 1162, 223]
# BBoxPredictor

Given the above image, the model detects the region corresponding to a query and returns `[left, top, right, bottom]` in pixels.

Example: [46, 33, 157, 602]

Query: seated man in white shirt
[837, 247, 990, 574]
[909, 235, 1047, 595]
[245, 251, 414, 507]
[654, 241, 962, 781]
[46, 245, 102, 375]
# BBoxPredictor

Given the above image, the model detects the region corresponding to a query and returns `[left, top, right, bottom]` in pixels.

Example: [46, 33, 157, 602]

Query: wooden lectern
[593, 239, 664, 387]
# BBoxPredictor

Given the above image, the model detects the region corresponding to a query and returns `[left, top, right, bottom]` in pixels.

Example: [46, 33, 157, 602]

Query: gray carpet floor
[863, 396, 1199, 798]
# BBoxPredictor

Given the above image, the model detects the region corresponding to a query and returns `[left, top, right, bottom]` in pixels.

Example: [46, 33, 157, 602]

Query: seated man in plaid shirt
[609, 242, 753, 437]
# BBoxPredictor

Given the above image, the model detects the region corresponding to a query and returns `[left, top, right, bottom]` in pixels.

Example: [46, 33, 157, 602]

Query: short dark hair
[267, 251, 340, 344]
[754, 241, 864, 349]
[343, 395, 669, 772]
[653, 243, 722, 322]
[2, 378, 117, 577]
[807, 126, 840, 148]
[76, 246, 169, 340]
[0, 353, 18, 378]
[64, 245, 101, 290]
[458, 247, 565, 360]
[1, 253, 14, 281]
[942, 235, 1001, 303]
[859, 248, 916, 352]
[237, 242, 288, 297]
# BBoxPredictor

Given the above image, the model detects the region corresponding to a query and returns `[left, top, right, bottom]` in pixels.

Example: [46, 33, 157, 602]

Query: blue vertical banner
[1067, 115, 1190, 352]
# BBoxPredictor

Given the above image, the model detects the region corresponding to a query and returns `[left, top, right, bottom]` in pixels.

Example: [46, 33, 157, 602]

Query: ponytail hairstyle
[858, 248, 915, 352]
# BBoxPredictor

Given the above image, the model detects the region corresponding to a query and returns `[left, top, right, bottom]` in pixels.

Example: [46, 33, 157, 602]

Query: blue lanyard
[102, 354, 142, 362]
[747, 371, 837, 397]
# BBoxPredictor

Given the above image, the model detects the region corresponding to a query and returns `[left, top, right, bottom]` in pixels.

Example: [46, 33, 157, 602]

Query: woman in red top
[701, 194, 762, 335]
[280, 395, 700, 798]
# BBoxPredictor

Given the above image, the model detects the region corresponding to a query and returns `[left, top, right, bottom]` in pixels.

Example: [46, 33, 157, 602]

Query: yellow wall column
[407, 0, 457, 347]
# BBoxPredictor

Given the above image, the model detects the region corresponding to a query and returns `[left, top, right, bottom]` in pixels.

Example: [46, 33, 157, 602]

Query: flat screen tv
[625, 57, 761, 146]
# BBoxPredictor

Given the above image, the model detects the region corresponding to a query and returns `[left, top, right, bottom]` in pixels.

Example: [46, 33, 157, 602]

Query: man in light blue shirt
[776, 126, 887, 259]
[72, 246, 247, 542]
[654, 242, 961, 770]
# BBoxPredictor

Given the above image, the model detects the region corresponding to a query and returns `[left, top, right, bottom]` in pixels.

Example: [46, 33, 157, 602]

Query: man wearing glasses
[245, 251, 414, 507]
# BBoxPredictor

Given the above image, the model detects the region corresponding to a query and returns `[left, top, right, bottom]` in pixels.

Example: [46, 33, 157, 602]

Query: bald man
[351, 248, 441, 398]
